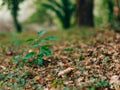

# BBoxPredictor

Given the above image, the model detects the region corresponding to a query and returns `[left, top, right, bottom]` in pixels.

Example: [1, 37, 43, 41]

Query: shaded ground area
[0, 29, 120, 90]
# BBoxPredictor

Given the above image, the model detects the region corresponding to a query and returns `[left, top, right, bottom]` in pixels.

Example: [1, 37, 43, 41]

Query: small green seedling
[64, 47, 73, 51]
[13, 30, 56, 66]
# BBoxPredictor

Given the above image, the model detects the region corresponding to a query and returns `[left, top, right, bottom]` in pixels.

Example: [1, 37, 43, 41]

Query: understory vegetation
[0, 29, 120, 90]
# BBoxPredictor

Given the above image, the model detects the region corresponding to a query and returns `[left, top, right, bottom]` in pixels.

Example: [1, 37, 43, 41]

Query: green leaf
[7, 82, 13, 86]
[26, 38, 34, 42]
[13, 55, 20, 62]
[37, 30, 46, 36]
[19, 79, 26, 86]
[31, 42, 39, 47]
[63, 87, 69, 90]
[44, 36, 57, 41]
[12, 83, 20, 90]
[53, 79, 57, 85]
[22, 58, 27, 63]
[40, 45, 51, 56]
[0, 74, 5, 80]
[7, 72, 14, 79]
[102, 56, 109, 63]
[34, 58, 43, 66]
[95, 80, 109, 87]
[24, 52, 35, 59]
[64, 47, 73, 51]
[89, 87, 95, 90]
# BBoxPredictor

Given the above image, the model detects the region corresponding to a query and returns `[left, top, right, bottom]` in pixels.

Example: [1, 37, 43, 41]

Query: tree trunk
[12, 0, 22, 33]
[63, 5, 71, 29]
[107, 0, 114, 23]
[116, 0, 120, 21]
[76, 0, 94, 27]
[12, 15, 22, 33]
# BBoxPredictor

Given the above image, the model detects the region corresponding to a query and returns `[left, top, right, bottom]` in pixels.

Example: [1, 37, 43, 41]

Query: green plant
[13, 30, 56, 66]
[88, 87, 95, 90]
[79, 54, 85, 61]
[0, 68, 30, 89]
[64, 47, 73, 51]
[102, 56, 110, 63]
[95, 79, 109, 87]
[53, 78, 63, 86]
[63, 87, 69, 90]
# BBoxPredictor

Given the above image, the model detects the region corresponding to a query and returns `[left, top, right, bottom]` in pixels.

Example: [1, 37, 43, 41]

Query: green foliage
[24, 52, 35, 59]
[79, 54, 85, 61]
[26, 0, 53, 24]
[89, 87, 95, 90]
[2, 0, 24, 9]
[64, 47, 73, 51]
[2, 0, 24, 32]
[102, 0, 114, 23]
[94, 0, 111, 27]
[43, 0, 76, 29]
[37, 30, 46, 36]
[102, 56, 110, 63]
[0, 68, 33, 89]
[63, 87, 69, 90]
[13, 30, 56, 66]
[95, 79, 109, 87]
[53, 78, 63, 86]
[13, 55, 20, 63]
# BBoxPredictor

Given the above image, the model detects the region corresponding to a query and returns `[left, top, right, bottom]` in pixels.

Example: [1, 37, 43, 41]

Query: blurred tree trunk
[12, 14, 22, 33]
[113, 0, 120, 32]
[76, 0, 94, 27]
[109, 0, 120, 32]
[107, 0, 114, 23]
[116, 0, 120, 21]
[12, 0, 22, 33]
[2, 0, 23, 32]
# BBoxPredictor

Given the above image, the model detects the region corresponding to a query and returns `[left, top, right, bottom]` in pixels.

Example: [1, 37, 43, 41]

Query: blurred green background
[0, 0, 120, 33]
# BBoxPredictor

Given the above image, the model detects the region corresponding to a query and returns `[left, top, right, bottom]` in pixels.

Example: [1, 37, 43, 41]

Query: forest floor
[0, 28, 120, 90]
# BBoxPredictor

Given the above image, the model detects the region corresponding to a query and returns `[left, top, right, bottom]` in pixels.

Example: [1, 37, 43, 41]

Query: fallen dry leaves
[0, 30, 120, 90]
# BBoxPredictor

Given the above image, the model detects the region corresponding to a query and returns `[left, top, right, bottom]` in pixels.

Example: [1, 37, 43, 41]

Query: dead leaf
[0, 65, 6, 70]
[34, 76, 41, 80]
[58, 67, 74, 77]
[110, 75, 120, 89]
[110, 75, 120, 85]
